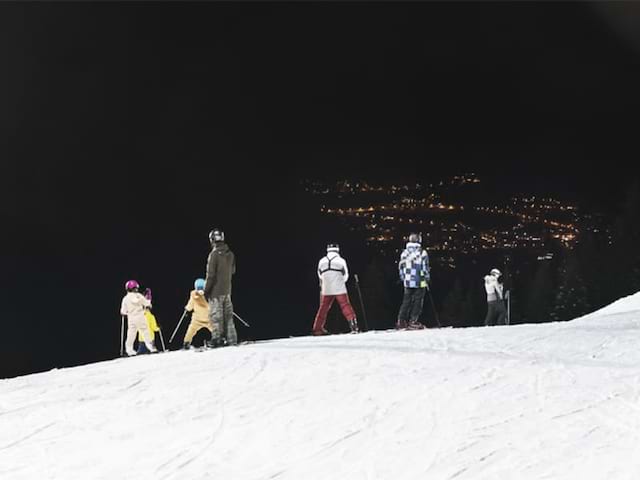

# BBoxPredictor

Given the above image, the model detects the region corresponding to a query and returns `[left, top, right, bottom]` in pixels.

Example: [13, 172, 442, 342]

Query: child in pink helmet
[120, 280, 157, 356]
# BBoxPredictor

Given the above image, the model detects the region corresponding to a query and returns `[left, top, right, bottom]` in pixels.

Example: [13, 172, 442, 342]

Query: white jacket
[484, 275, 504, 302]
[317, 252, 349, 296]
[120, 292, 152, 320]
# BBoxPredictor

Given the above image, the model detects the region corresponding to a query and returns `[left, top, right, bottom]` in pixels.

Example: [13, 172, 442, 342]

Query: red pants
[313, 294, 356, 333]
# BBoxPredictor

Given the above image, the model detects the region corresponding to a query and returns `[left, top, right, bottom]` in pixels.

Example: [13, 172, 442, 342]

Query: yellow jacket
[185, 290, 209, 324]
[137, 310, 160, 341]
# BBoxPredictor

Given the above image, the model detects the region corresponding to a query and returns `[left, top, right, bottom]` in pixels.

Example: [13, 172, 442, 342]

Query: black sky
[2, 2, 640, 377]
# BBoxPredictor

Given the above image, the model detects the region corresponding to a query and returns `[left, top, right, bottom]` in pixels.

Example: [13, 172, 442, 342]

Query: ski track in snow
[3, 294, 640, 479]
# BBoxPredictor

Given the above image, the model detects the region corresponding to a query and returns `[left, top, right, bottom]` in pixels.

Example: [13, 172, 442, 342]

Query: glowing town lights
[308, 178, 589, 255]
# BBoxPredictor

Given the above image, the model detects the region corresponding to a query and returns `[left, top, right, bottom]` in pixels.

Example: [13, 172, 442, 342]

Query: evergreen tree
[525, 259, 555, 323]
[460, 285, 477, 327]
[361, 255, 395, 330]
[576, 232, 607, 311]
[501, 253, 520, 324]
[441, 278, 464, 327]
[606, 181, 640, 302]
[551, 249, 590, 322]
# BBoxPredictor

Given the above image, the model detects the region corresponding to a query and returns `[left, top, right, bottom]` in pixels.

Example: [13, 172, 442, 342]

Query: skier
[182, 278, 213, 349]
[397, 233, 431, 329]
[484, 268, 507, 326]
[204, 228, 237, 347]
[120, 280, 157, 356]
[312, 243, 358, 335]
[136, 288, 160, 354]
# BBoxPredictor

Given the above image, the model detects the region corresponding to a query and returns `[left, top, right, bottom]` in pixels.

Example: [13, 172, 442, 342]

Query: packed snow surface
[3, 293, 640, 479]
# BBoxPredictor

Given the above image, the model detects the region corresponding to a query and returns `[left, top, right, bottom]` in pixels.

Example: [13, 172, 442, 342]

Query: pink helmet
[125, 280, 140, 291]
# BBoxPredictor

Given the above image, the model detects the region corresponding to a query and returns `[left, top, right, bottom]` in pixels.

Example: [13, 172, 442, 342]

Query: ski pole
[169, 310, 189, 343]
[158, 328, 167, 351]
[506, 290, 511, 326]
[354, 274, 369, 332]
[233, 311, 250, 327]
[426, 284, 441, 328]
[120, 316, 125, 357]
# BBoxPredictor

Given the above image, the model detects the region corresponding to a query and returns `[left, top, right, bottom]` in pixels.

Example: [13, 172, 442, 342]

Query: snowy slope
[3, 294, 640, 480]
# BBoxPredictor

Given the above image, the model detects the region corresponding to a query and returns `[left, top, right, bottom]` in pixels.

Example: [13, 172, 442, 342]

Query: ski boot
[312, 328, 329, 336]
[407, 321, 425, 330]
[182, 342, 191, 350]
[205, 337, 224, 349]
[349, 318, 359, 333]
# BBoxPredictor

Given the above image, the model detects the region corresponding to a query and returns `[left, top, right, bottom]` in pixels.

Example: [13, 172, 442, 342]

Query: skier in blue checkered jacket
[397, 233, 431, 329]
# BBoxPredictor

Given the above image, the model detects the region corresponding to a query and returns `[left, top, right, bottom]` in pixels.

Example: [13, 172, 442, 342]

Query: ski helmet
[209, 228, 225, 244]
[409, 233, 422, 244]
[490, 268, 501, 277]
[194, 278, 206, 291]
[327, 243, 340, 253]
[125, 280, 140, 291]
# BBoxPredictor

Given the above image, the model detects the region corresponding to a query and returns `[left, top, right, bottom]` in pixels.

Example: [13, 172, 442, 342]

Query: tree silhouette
[525, 259, 555, 323]
[606, 181, 640, 302]
[441, 278, 465, 327]
[551, 249, 590, 322]
[576, 232, 607, 311]
[360, 255, 395, 330]
[461, 287, 477, 327]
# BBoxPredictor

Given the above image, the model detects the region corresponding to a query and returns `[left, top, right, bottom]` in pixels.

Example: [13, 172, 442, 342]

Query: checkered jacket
[399, 242, 430, 288]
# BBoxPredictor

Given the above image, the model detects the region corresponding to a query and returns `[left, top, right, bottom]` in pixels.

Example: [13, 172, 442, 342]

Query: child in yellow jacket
[183, 278, 212, 349]
[137, 288, 161, 354]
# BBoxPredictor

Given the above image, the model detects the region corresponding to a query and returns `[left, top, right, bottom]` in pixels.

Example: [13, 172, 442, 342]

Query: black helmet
[209, 228, 225, 245]
[409, 233, 422, 244]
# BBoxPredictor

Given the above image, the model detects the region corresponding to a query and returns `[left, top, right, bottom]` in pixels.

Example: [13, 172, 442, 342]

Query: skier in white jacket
[484, 268, 507, 326]
[312, 244, 358, 335]
[120, 280, 157, 356]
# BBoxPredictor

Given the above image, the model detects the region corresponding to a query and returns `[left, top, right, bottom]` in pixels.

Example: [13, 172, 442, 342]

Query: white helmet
[327, 243, 340, 253]
[490, 268, 501, 277]
[408, 233, 422, 244]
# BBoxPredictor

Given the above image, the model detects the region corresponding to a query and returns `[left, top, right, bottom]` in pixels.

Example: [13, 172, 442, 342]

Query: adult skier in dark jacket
[204, 228, 237, 346]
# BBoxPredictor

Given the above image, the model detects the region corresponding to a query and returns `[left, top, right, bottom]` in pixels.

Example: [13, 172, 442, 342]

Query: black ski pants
[397, 287, 426, 327]
[485, 300, 507, 326]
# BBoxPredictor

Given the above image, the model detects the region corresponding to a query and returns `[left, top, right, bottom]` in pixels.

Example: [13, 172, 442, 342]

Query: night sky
[2, 2, 640, 378]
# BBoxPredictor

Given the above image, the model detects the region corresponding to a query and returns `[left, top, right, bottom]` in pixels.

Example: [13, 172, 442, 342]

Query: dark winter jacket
[204, 242, 235, 299]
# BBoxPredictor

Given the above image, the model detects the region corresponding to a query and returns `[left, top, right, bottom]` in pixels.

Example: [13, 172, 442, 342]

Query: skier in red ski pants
[312, 243, 358, 335]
